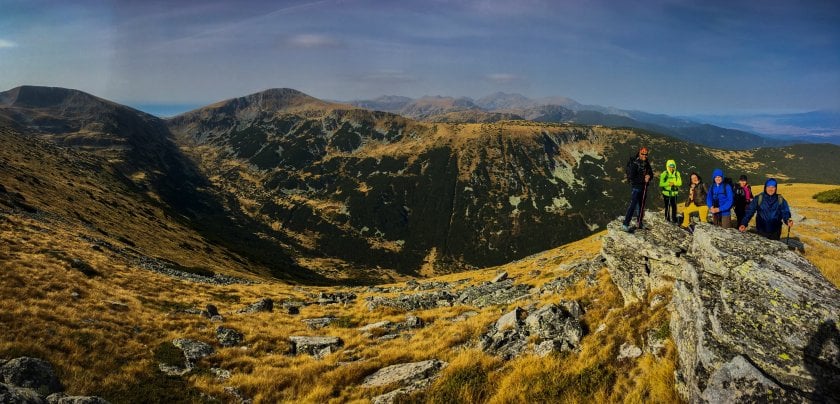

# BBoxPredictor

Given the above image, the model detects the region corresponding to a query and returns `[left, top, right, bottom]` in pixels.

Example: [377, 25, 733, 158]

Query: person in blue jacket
[738, 178, 793, 240]
[706, 168, 733, 228]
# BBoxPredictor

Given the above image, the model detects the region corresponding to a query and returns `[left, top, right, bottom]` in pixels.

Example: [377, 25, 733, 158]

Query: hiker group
[622, 146, 794, 240]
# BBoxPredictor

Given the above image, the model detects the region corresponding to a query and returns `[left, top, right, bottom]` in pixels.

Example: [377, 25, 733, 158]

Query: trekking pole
[638, 179, 649, 228]
[785, 223, 791, 245]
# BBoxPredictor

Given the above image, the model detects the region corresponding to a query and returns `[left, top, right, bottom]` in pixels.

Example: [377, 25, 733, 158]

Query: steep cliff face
[602, 214, 840, 403]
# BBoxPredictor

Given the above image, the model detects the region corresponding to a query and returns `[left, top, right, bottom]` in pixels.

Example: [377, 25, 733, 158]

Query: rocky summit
[601, 212, 840, 403]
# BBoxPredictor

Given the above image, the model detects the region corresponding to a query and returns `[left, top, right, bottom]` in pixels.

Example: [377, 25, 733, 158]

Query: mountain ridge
[5, 85, 840, 281]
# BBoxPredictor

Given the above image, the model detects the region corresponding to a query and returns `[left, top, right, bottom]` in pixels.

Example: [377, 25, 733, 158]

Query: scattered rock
[362, 359, 447, 388]
[215, 327, 244, 347]
[210, 368, 231, 381]
[541, 257, 602, 294]
[0, 383, 46, 404]
[172, 339, 215, 366]
[404, 315, 424, 329]
[289, 336, 343, 358]
[595, 323, 607, 334]
[358, 321, 393, 333]
[617, 342, 642, 361]
[302, 317, 337, 330]
[202, 304, 219, 319]
[362, 359, 448, 404]
[316, 292, 356, 305]
[491, 271, 508, 283]
[46, 392, 111, 403]
[457, 279, 532, 308]
[237, 298, 273, 314]
[0, 357, 63, 396]
[366, 290, 456, 311]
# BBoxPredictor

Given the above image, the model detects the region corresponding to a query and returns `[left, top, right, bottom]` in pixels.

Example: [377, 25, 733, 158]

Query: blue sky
[1, 0, 839, 115]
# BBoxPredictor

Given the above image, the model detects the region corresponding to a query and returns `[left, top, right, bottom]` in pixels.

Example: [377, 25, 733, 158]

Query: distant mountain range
[349, 92, 801, 150]
[4, 85, 840, 280]
[687, 110, 840, 145]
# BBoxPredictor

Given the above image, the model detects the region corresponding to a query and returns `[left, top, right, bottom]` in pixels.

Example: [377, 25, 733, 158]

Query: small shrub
[813, 188, 840, 204]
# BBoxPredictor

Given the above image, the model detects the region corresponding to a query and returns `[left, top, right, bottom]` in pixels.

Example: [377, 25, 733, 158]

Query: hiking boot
[621, 224, 631, 232]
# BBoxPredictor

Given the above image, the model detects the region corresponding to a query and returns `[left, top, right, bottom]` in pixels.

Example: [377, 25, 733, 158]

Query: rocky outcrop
[601, 213, 690, 305]
[480, 302, 585, 359]
[601, 212, 840, 403]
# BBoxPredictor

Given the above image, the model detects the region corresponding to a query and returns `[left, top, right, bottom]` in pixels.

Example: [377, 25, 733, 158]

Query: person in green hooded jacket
[659, 159, 682, 223]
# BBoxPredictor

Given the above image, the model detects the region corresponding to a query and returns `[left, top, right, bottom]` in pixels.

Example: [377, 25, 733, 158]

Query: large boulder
[671, 224, 840, 403]
[0, 357, 63, 396]
[601, 213, 840, 403]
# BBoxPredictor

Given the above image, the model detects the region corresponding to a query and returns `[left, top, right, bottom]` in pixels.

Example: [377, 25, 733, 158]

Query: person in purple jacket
[706, 168, 733, 228]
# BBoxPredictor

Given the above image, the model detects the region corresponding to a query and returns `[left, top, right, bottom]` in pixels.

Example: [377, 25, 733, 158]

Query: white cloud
[0, 39, 18, 48]
[285, 34, 342, 49]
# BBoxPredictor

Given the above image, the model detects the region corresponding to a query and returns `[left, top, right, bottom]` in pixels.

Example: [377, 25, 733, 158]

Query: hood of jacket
[764, 178, 778, 194]
[712, 168, 724, 180]
[665, 159, 677, 173]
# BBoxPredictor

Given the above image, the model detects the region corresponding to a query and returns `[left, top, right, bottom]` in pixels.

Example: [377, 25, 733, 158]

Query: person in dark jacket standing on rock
[733, 174, 753, 225]
[659, 159, 682, 223]
[707, 168, 734, 228]
[738, 178, 793, 240]
[622, 147, 653, 232]
[681, 172, 708, 228]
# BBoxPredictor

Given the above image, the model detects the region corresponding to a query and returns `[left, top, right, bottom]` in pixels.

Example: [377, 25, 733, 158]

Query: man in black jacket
[622, 147, 653, 231]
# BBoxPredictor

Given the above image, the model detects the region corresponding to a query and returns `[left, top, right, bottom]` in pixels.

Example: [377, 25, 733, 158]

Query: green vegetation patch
[813, 188, 840, 204]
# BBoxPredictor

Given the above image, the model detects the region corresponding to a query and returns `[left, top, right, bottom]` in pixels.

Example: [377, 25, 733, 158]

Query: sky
[1, 0, 839, 115]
